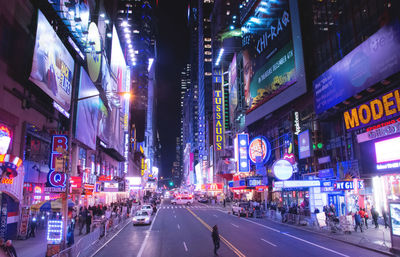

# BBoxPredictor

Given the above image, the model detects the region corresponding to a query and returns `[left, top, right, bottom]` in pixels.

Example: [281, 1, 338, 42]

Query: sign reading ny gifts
[344, 88, 400, 131]
[214, 90, 224, 151]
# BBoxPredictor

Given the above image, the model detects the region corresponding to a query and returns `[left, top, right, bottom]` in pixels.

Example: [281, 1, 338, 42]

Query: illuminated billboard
[229, 54, 238, 123]
[75, 67, 99, 150]
[30, 11, 74, 112]
[242, 0, 294, 111]
[213, 90, 224, 151]
[243, 0, 307, 125]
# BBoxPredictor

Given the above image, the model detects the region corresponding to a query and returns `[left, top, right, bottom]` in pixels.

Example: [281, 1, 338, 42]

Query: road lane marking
[167, 206, 170, 209]
[186, 208, 245, 257]
[183, 241, 188, 252]
[213, 214, 218, 218]
[238, 215, 280, 233]
[282, 233, 350, 257]
[231, 223, 239, 228]
[261, 238, 277, 247]
[137, 205, 161, 257]
[174, 215, 177, 218]
[217, 210, 349, 256]
[90, 219, 132, 257]
[177, 224, 180, 230]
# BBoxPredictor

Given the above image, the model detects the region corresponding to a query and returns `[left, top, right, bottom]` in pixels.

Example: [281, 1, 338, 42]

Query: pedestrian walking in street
[29, 216, 37, 238]
[78, 208, 85, 235]
[4, 240, 17, 257]
[86, 210, 92, 234]
[354, 211, 363, 232]
[371, 206, 379, 228]
[211, 225, 220, 256]
[363, 208, 369, 229]
[382, 208, 390, 229]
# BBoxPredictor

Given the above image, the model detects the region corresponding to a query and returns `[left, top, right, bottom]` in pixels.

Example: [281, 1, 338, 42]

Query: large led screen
[75, 67, 99, 150]
[298, 130, 311, 159]
[30, 10, 74, 112]
[242, 0, 295, 111]
[229, 54, 238, 123]
[313, 20, 400, 114]
[243, 0, 307, 126]
[375, 137, 400, 164]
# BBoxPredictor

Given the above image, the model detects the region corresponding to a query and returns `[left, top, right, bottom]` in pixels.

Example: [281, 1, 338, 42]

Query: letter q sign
[48, 170, 67, 187]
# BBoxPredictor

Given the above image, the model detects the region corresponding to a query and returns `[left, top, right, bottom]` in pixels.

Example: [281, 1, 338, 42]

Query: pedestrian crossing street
[159, 205, 223, 210]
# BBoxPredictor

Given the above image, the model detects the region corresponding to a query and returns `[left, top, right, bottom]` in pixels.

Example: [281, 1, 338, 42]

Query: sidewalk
[213, 202, 395, 256]
[14, 222, 100, 257]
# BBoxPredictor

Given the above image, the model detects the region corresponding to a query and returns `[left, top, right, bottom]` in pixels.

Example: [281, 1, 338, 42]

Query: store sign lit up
[0, 125, 11, 155]
[50, 135, 68, 172]
[249, 136, 271, 164]
[47, 220, 63, 244]
[272, 159, 293, 180]
[344, 88, 400, 131]
[48, 170, 67, 188]
[357, 119, 400, 143]
[213, 90, 224, 151]
[333, 180, 364, 190]
[235, 134, 250, 172]
[375, 136, 400, 170]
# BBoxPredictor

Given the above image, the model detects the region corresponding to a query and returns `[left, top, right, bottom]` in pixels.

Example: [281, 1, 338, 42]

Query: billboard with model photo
[242, 0, 295, 112]
[30, 10, 74, 112]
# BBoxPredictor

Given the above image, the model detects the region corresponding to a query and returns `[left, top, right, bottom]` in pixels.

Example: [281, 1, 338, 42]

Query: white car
[141, 205, 153, 215]
[173, 195, 194, 205]
[132, 210, 152, 225]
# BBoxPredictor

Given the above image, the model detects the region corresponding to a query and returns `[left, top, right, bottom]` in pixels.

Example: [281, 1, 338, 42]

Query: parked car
[198, 197, 208, 203]
[141, 205, 153, 215]
[232, 202, 254, 217]
[132, 210, 152, 225]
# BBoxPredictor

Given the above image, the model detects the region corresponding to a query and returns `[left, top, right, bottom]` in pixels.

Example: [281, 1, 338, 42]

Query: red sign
[70, 176, 82, 189]
[50, 135, 68, 171]
[98, 175, 112, 181]
[84, 184, 94, 190]
[206, 183, 223, 191]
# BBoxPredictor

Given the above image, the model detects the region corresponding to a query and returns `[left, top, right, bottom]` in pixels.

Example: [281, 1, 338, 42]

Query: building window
[204, 38, 211, 42]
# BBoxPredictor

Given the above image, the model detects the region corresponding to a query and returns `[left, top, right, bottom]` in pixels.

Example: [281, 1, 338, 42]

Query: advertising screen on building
[242, 0, 295, 112]
[243, 0, 307, 126]
[314, 20, 400, 114]
[30, 11, 74, 112]
[249, 136, 271, 164]
[390, 203, 400, 237]
[75, 67, 99, 150]
[375, 136, 400, 165]
[298, 130, 311, 159]
[229, 54, 238, 123]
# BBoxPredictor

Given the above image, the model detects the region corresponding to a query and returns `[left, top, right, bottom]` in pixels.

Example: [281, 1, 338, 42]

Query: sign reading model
[344, 88, 400, 131]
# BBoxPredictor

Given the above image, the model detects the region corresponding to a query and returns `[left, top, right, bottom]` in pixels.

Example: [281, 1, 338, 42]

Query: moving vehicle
[141, 204, 154, 215]
[132, 210, 152, 225]
[171, 194, 194, 205]
[232, 202, 254, 217]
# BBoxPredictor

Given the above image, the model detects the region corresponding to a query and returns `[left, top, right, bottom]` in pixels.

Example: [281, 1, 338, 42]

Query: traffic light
[169, 181, 174, 186]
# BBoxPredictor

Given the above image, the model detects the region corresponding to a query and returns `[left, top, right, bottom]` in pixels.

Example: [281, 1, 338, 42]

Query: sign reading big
[214, 90, 224, 151]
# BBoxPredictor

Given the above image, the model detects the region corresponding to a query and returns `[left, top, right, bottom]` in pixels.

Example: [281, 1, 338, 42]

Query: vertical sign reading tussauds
[214, 90, 224, 151]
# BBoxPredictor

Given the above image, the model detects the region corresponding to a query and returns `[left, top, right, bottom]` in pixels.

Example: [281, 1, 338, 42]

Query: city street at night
[93, 200, 387, 257]
[2, 0, 400, 257]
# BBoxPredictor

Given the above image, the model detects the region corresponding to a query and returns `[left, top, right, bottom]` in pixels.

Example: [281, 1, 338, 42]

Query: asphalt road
[93, 200, 387, 257]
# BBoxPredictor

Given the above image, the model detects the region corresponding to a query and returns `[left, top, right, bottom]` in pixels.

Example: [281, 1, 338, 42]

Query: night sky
[156, 0, 189, 178]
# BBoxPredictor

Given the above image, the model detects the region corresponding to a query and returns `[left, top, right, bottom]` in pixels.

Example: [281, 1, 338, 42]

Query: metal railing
[53, 207, 137, 257]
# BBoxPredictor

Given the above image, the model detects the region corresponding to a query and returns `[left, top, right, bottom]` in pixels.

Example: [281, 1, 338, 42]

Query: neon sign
[213, 90, 224, 151]
[1, 178, 13, 184]
[235, 133, 250, 172]
[249, 136, 271, 164]
[48, 170, 67, 187]
[47, 220, 63, 244]
[50, 135, 68, 172]
[0, 125, 11, 155]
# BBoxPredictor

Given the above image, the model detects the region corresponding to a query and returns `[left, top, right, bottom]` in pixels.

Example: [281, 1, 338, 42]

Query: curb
[250, 215, 395, 257]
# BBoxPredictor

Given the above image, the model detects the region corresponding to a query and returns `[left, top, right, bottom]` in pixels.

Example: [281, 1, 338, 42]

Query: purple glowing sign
[375, 137, 400, 164]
